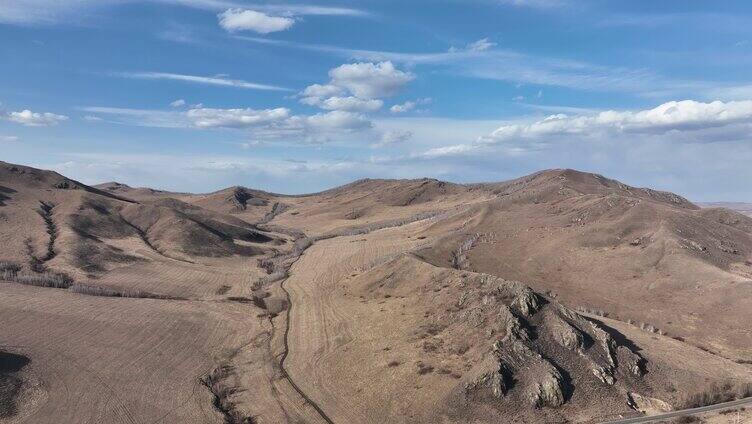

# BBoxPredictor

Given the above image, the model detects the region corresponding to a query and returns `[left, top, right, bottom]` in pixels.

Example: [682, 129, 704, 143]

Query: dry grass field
[2, 161, 752, 423]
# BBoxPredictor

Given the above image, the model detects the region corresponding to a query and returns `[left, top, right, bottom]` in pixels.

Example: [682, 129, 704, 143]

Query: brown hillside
[417, 169, 752, 360]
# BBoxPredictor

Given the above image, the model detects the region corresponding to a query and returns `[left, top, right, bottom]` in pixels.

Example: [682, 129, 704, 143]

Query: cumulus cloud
[3, 109, 68, 126]
[186, 107, 290, 128]
[170, 99, 186, 107]
[298, 62, 413, 115]
[329, 61, 414, 99]
[300, 84, 346, 98]
[218, 9, 295, 33]
[479, 100, 752, 145]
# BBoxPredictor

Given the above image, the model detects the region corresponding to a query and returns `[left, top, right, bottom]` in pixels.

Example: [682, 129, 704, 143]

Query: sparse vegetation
[320, 210, 446, 239]
[37, 201, 57, 262]
[6, 271, 73, 288]
[0, 261, 21, 274]
[69, 283, 182, 300]
[416, 362, 434, 375]
[671, 416, 700, 423]
[451, 233, 479, 270]
[200, 364, 255, 424]
[680, 381, 752, 409]
[257, 202, 288, 225]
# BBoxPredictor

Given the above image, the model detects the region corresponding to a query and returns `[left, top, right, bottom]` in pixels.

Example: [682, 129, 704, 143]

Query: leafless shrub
[256, 202, 289, 225]
[10, 271, 73, 288]
[680, 381, 752, 408]
[451, 233, 479, 270]
[0, 261, 21, 274]
[251, 271, 287, 290]
[200, 364, 255, 424]
[320, 210, 446, 239]
[68, 283, 181, 300]
[257, 258, 275, 274]
[671, 416, 700, 423]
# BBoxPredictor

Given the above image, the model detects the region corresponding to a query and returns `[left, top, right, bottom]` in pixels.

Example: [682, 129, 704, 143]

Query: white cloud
[80, 106, 185, 128]
[218, 9, 295, 33]
[390, 101, 415, 114]
[422, 144, 478, 158]
[0, 135, 19, 142]
[307, 96, 383, 112]
[117, 71, 290, 91]
[480, 100, 752, 145]
[170, 99, 187, 107]
[304, 110, 372, 130]
[81, 104, 374, 141]
[373, 129, 412, 147]
[448, 38, 496, 53]
[186, 107, 290, 128]
[83, 115, 104, 122]
[389, 98, 431, 114]
[466, 38, 496, 52]
[4, 109, 68, 126]
[329, 61, 414, 99]
[300, 84, 346, 98]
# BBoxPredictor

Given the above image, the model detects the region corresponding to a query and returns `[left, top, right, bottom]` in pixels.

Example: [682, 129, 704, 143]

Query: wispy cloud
[236, 36, 714, 97]
[115, 71, 292, 91]
[0, 1, 367, 24]
[80, 104, 374, 142]
[497, 0, 567, 9]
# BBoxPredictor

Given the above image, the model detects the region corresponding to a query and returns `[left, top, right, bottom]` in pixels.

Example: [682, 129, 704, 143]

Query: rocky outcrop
[528, 367, 565, 408]
[459, 272, 645, 410]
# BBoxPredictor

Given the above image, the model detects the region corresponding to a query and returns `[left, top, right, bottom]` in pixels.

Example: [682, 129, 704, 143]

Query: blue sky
[2, 0, 752, 200]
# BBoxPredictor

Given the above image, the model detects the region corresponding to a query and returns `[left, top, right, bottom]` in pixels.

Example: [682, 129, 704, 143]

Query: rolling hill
[2, 162, 751, 423]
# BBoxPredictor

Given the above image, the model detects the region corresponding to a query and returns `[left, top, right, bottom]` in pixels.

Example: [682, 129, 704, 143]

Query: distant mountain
[699, 201, 752, 217]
